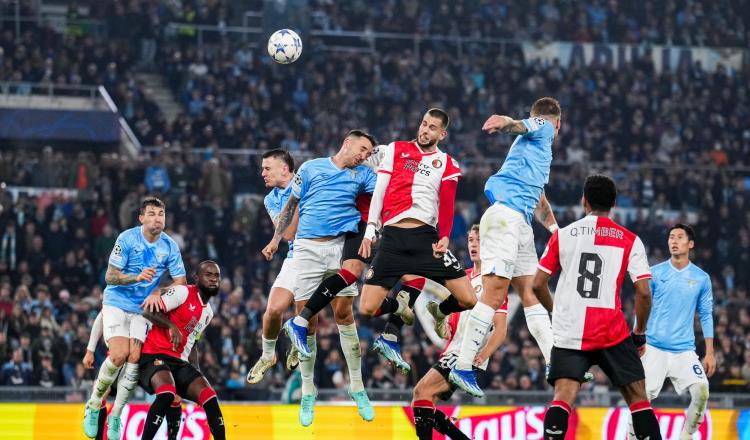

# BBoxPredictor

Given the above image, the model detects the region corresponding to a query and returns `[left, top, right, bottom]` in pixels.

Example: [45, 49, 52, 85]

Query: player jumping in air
[247, 149, 301, 383]
[83, 196, 186, 439]
[533, 175, 662, 440]
[138, 260, 224, 440]
[410, 225, 508, 440]
[264, 130, 377, 426]
[627, 223, 715, 440]
[446, 98, 562, 397]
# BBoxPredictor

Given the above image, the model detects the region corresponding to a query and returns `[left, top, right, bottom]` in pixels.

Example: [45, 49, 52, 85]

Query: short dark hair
[198, 260, 220, 272]
[583, 174, 617, 211]
[668, 223, 695, 242]
[468, 224, 480, 235]
[530, 97, 561, 118]
[347, 129, 377, 147]
[140, 196, 165, 214]
[426, 108, 450, 129]
[262, 149, 295, 173]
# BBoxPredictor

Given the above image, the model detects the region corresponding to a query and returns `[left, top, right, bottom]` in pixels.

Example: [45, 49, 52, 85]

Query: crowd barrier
[0, 403, 746, 439]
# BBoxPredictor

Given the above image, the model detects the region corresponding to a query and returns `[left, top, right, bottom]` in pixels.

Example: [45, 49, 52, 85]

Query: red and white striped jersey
[142, 285, 214, 361]
[378, 141, 461, 227]
[440, 267, 506, 370]
[538, 215, 651, 351]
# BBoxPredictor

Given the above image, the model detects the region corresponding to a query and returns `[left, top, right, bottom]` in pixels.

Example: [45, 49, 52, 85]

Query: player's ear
[439, 129, 447, 141]
[688, 240, 695, 251]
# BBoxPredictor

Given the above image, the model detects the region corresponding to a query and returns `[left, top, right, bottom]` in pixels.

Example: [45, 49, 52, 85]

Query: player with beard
[137, 260, 225, 440]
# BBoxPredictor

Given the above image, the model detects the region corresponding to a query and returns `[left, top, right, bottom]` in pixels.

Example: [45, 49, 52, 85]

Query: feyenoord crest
[431, 158, 443, 168]
[365, 268, 374, 280]
[154, 359, 164, 366]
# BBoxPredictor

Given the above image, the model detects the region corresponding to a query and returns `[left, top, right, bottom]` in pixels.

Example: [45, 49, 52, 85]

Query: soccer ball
[267, 29, 302, 64]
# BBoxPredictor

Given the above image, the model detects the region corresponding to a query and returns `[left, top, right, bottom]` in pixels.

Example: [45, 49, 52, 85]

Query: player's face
[668, 229, 694, 257]
[261, 157, 289, 188]
[139, 205, 165, 235]
[344, 136, 374, 168]
[417, 114, 447, 148]
[196, 263, 221, 295]
[467, 230, 480, 263]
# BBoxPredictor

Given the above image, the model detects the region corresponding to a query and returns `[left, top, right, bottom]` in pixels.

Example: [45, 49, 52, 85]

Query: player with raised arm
[137, 260, 224, 440]
[357, 108, 477, 351]
[446, 97, 562, 397]
[627, 224, 715, 440]
[264, 130, 377, 426]
[533, 175, 661, 440]
[83, 196, 186, 439]
[410, 224, 508, 440]
[247, 149, 301, 384]
[83, 311, 183, 440]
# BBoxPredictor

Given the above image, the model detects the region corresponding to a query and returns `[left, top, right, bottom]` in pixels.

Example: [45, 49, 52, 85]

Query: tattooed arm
[262, 194, 299, 260]
[105, 264, 156, 285]
[534, 192, 558, 233]
[482, 115, 529, 135]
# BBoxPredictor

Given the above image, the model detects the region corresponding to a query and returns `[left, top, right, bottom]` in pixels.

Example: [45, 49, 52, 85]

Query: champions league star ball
[267, 29, 302, 64]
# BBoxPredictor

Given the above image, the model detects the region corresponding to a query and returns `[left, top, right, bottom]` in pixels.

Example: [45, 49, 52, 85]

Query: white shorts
[642, 344, 709, 398]
[102, 304, 151, 343]
[479, 203, 537, 279]
[271, 257, 297, 292]
[291, 237, 358, 302]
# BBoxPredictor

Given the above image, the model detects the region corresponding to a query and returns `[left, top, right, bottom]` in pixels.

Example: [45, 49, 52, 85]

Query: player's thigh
[107, 337, 130, 366]
[291, 239, 331, 302]
[102, 305, 131, 351]
[174, 363, 207, 400]
[641, 344, 668, 400]
[341, 258, 366, 276]
[547, 346, 592, 386]
[129, 313, 152, 345]
[266, 286, 295, 317]
[127, 338, 144, 364]
[443, 275, 478, 308]
[330, 296, 355, 324]
[184, 375, 216, 406]
[270, 257, 297, 299]
[149, 369, 177, 394]
[513, 222, 538, 280]
[479, 203, 522, 279]
[359, 284, 390, 315]
[668, 350, 709, 396]
[413, 368, 451, 404]
[364, 226, 414, 290]
[598, 338, 647, 390]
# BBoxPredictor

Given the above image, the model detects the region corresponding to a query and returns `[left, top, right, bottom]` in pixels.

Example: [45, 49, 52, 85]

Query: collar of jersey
[668, 260, 692, 273]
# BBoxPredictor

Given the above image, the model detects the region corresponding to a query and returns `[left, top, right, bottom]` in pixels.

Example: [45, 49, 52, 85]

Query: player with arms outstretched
[265, 130, 377, 426]
[446, 98, 562, 397]
[533, 175, 661, 440]
[410, 224, 508, 440]
[247, 149, 300, 383]
[83, 196, 186, 439]
[627, 224, 715, 440]
[138, 260, 224, 440]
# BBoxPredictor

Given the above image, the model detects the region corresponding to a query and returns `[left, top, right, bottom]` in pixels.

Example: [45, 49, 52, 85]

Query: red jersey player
[532, 175, 661, 440]
[139, 260, 225, 440]
[358, 108, 477, 327]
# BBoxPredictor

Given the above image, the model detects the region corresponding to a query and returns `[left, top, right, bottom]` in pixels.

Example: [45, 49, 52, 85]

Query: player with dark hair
[138, 260, 225, 440]
[626, 223, 714, 440]
[83, 196, 186, 439]
[410, 225, 508, 439]
[446, 97, 562, 397]
[248, 149, 301, 383]
[532, 175, 662, 440]
[264, 130, 377, 426]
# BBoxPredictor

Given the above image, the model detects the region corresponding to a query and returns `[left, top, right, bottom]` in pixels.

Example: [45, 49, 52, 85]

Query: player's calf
[142, 384, 177, 440]
[198, 387, 226, 440]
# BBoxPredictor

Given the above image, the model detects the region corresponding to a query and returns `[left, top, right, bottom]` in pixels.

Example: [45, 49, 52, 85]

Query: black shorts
[342, 221, 373, 264]
[431, 353, 484, 401]
[138, 353, 204, 396]
[547, 337, 645, 388]
[365, 225, 465, 289]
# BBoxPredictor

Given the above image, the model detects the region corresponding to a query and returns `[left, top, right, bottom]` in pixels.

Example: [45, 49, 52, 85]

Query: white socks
[455, 301, 495, 370]
[87, 357, 121, 409]
[293, 316, 309, 328]
[681, 382, 709, 439]
[300, 335, 317, 395]
[337, 323, 364, 393]
[524, 303, 553, 365]
[110, 362, 139, 417]
[261, 336, 277, 361]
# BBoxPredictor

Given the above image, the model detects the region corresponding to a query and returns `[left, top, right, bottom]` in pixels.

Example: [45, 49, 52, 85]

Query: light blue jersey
[264, 184, 295, 257]
[646, 260, 714, 353]
[292, 158, 376, 239]
[103, 226, 186, 314]
[484, 117, 555, 224]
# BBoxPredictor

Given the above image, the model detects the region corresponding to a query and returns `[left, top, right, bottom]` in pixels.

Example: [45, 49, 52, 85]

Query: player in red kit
[532, 175, 661, 440]
[139, 261, 225, 440]
[358, 108, 477, 327]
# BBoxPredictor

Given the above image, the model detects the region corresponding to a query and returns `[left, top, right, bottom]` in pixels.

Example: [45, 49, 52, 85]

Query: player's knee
[691, 382, 709, 404]
[358, 301, 377, 317]
[108, 350, 128, 366]
[265, 301, 286, 319]
[333, 307, 353, 323]
[127, 350, 141, 364]
[412, 382, 430, 403]
[458, 294, 477, 309]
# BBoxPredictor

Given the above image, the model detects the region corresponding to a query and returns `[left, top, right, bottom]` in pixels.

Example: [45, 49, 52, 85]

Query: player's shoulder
[117, 226, 140, 241]
[650, 260, 671, 273]
[168, 284, 191, 296]
[159, 230, 181, 249]
[688, 262, 710, 280]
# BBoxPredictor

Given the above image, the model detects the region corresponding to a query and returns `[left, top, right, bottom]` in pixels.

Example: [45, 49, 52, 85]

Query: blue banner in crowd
[0, 108, 119, 143]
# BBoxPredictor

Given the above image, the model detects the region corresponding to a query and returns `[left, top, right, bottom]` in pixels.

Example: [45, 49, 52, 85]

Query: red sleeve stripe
[441, 172, 461, 181]
[635, 274, 652, 280]
[537, 264, 554, 275]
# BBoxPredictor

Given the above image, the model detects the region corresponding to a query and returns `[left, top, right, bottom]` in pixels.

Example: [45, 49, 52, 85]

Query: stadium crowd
[0, 0, 748, 401]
